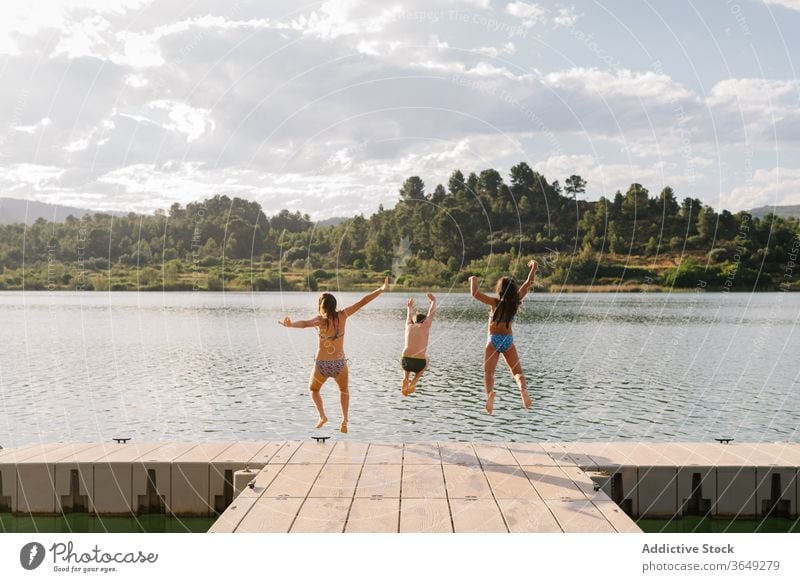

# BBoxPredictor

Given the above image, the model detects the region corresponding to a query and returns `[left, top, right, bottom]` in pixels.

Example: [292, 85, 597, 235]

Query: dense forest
[0, 162, 797, 292]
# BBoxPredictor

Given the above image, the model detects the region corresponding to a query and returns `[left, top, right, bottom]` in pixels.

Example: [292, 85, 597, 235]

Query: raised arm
[425, 293, 437, 322]
[278, 315, 320, 329]
[406, 297, 415, 325]
[469, 275, 495, 306]
[518, 260, 538, 300]
[342, 277, 389, 317]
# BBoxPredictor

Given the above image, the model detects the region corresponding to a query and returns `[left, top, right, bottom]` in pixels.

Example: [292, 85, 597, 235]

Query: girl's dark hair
[318, 293, 339, 330]
[414, 313, 427, 324]
[491, 277, 520, 324]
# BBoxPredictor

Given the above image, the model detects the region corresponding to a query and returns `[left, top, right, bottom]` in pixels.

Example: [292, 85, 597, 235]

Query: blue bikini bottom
[489, 334, 514, 354]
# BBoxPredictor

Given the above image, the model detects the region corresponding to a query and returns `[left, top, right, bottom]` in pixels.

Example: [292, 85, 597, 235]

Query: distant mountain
[748, 204, 800, 219]
[315, 216, 348, 227]
[0, 197, 126, 225]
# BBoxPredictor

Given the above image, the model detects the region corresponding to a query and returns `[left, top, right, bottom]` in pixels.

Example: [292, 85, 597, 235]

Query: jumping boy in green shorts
[401, 293, 436, 396]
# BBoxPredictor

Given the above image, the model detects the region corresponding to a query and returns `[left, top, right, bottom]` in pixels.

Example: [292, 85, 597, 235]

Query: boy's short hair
[413, 313, 427, 324]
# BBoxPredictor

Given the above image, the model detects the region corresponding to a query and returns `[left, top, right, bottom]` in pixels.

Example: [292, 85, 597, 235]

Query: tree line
[0, 162, 797, 291]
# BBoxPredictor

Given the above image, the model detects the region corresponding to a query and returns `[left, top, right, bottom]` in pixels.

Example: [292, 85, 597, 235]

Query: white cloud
[474, 42, 516, 57]
[534, 154, 701, 198]
[763, 0, 800, 11]
[65, 138, 90, 153]
[553, 7, 579, 27]
[290, 0, 402, 40]
[505, 1, 547, 27]
[724, 167, 800, 211]
[706, 78, 799, 112]
[50, 15, 113, 60]
[0, 0, 152, 55]
[147, 101, 215, 143]
[13, 117, 52, 134]
[543, 68, 695, 104]
[0, 163, 64, 190]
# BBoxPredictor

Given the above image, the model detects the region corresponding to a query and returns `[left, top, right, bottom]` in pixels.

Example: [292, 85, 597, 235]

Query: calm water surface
[0, 291, 798, 447]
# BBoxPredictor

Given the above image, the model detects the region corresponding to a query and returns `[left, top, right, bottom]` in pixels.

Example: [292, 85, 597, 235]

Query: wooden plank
[561, 465, 601, 495]
[308, 464, 362, 498]
[18, 442, 102, 464]
[287, 441, 332, 464]
[507, 443, 559, 466]
[438, 442, 479, 465]
[262, 464, 323, 498]
[523, 466, 587, 500]
[235, 497, 304, 533]
[7, 443, 85, 463]
[498, 499, 562, 533]
[355, 464, 401, 499]
[174, 441, 236, 462]
[52, 442, 132, 463]
[0, 444, 41, 460]
[443, 464, 493, 499]
[99, 442, 165, 462]
[547, 499, 616, 533]
[213, 441, 275, 464]
[485, 466, 539, 500]
[291, 498, 351, 533]
[402, 465, 446, 498]
[328, 441, 368, 464]
[399, 498, 452, 532]
[403, 443, 440, 464]
[238, 465, 284, 498]
[266, 441, 303, 464]
[365, 443, 403, 464]
[557, 444, 598, 470]
[137, 442, 199, 462]
[591, 496, 642, 533]
[207, 495, 258, 533]
[345, 498, 399, 533]
[450, 499, 508, 532]
[473, 443, 518, 466]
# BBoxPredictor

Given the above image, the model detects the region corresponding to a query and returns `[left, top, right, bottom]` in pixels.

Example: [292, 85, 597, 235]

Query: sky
[0, 0, 799, 218]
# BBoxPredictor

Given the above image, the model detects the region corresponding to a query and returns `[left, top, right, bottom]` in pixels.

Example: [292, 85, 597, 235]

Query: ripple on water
[0, 292, 798, 446]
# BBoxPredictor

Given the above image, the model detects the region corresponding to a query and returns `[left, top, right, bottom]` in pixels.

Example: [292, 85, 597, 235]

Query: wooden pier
[208, 441, 638, 533]
[2, 440, 798, 532]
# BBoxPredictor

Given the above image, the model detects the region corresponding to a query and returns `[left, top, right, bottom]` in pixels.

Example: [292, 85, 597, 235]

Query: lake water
[0, 291, 798, 447]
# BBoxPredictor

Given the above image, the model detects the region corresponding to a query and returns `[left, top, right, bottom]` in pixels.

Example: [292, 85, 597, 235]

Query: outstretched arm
[469, 276, 495, 306]
[518, 260, 538, 300]
[279, 315, 320, 328]
[425, 293, 437, 322]
[343, 277, 389, 317]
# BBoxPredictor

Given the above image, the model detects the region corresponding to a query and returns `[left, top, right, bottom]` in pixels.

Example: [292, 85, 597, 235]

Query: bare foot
[340, 422, 348, 434]
[485, 391, 495, 415]
[521, 389, 532, 409]
[407, 381, 417, 395]
[402, 378, 409, 396]
[314, 415, 328, 429]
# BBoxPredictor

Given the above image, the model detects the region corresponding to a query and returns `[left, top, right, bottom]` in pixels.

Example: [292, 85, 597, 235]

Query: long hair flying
[491, 277, 520, 324]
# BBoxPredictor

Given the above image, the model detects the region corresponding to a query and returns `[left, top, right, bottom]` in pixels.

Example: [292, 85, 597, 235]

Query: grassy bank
[1, 252, 797, 292]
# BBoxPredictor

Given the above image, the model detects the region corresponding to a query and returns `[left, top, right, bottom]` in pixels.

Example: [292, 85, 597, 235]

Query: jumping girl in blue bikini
[279, 277, 388, 433]
[469, 260, 537, 414]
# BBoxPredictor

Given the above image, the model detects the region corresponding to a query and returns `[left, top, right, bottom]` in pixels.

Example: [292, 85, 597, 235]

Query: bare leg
[334, 364, 350, 433]
[402, 369, 411, 396]
[407, 363, 428, 395]
[483, 343, 500, 414]
[309, 366, 328, 428]
[502, 345, 531, 409]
